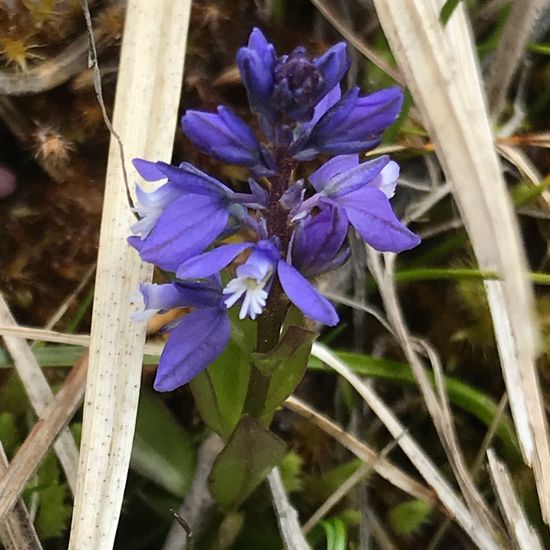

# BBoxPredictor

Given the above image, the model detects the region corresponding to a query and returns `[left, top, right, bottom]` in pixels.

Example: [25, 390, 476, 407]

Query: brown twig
[0, 443, 43, 550]
[0, 294, 80, 495]
[0, 353, 88, 521]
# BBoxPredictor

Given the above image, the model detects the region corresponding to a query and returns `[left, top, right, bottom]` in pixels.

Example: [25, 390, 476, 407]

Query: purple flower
[129, 29, 421, 395]
[128, 160, 250, 272]
[177, 239, 339, 326]
[181, 106, 271, 173]
[291, 203, 350, 277]
[237, 28, 350, 123]
[292, 86, 404, 160]
[299, 154, 420, 253]
[236, 28, 277, 118]
[136, 280, 230, 392]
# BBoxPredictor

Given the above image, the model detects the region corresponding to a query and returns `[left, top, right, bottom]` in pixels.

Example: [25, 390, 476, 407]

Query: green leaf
[389, 499, 432, 536]
[439, 0, 463, 25]
[209, 415, 287, 509]
[527, 43, 550, 56]
[279, 451, 304, 494]
[309, 352, 521, 459]
[35, 482, 72, 539]
[190, 314, 256, 437]
[131, 388, 195, 496]
[303, 459, 362, 505]
[320, 517, 348, 550]
[0, 411, 19, 456]
[261, 326, 316, 419]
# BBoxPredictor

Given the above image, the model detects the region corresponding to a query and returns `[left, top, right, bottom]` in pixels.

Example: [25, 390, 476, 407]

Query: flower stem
[243, 152, 295, 419]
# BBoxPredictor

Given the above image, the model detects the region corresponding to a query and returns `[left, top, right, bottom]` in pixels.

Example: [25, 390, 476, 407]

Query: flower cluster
[129, 28, 420, 392]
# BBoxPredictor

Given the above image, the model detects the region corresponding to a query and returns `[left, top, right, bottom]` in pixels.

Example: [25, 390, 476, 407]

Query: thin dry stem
[302, 437, 401, 534]
[309, 0, 404, 85]
[372, 0, 550, 522]
[0, 354, 88, 521]
[284, 396, 436, 506]
[0, 294, 79, 494]
[0, 443, 43, 550]
[486, 0, 548, 118]
[369, 251, 504, 541]
[268, 468, 311, 550]
[311, 343, 501, 550]
[487, 449, 543, 549]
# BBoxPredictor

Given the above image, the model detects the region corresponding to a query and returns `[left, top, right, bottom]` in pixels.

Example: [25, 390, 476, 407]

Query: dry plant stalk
[0, 294, 79, 494]
[0, 325, 163, 356]
[0, 443, 43, 550]
[302, 438, 400, 534]
[486, 0, 548, 118]
[367, 251, 503, 541]
[311, 344, 501, 550]
[372, 0, 550, 523]
[67, 1, 191, 548]
[487, 449, 543, 550]
[284, 396, 435, 505]
[0, 354, 88, 521]
[268, 468, 311, 550]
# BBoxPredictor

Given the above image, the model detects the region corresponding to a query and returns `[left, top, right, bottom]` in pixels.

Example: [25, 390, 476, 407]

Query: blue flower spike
[129, 28, 420, 392]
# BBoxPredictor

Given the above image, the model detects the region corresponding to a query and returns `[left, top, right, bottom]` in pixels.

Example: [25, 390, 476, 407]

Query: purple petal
[306, 84, 342, 131]
[308, 154, 359, 192]
[292, 203, 348, 276]
[311, 87, 359, 138]
[304, 87, 403, 156]
[277, 261, 339, 326]
[181, 106, 262, 166]
[176, 242, 253, 279]
[248, 178, 269, 206]
[237, 28, 276, 115]
[291, 85, 342, 160]
[323, 155, 390, 198]
[338, 188, 420, 252]
[154, 307, 230, 391]
[129, 194, 229, 271]
[132, 158, 166, 181]
[314, 42, 350, 98]
[155, 161, 231, 197]
[352, 87, 404, 135]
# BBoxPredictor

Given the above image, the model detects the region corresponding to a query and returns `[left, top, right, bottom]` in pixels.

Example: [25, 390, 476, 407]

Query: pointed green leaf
[389, 499, 432, 536]
[131, 388, 195, 496]
[209, 415, 287, 509]
[190, 314, 256, 437]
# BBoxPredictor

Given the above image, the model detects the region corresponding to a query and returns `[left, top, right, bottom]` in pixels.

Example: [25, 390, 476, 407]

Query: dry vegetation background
[0, 0, 549, 549]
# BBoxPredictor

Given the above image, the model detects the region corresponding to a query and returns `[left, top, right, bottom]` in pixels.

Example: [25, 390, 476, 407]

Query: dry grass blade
[0, 294, 79, 494]
[68, 1, 191, 548]
[0, 326, 163, 356]
[0, 326, 90, 346]
[0, 354, 88, 521]
[0, 443, 43, 550]
[487, 449, 543, 549]
[302, 437, 400, 534]
[162, 434, 223, 550]
[486, 0, 548, 118]
[310, 344, 501, 550]
[284, 396, 435, 506]
[372, 0, 550, 523]
[367, 251, 503, 541]
[309, 0, 404, 85]
[268, 468, 311, 550]
[497, 144, 550, 209]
